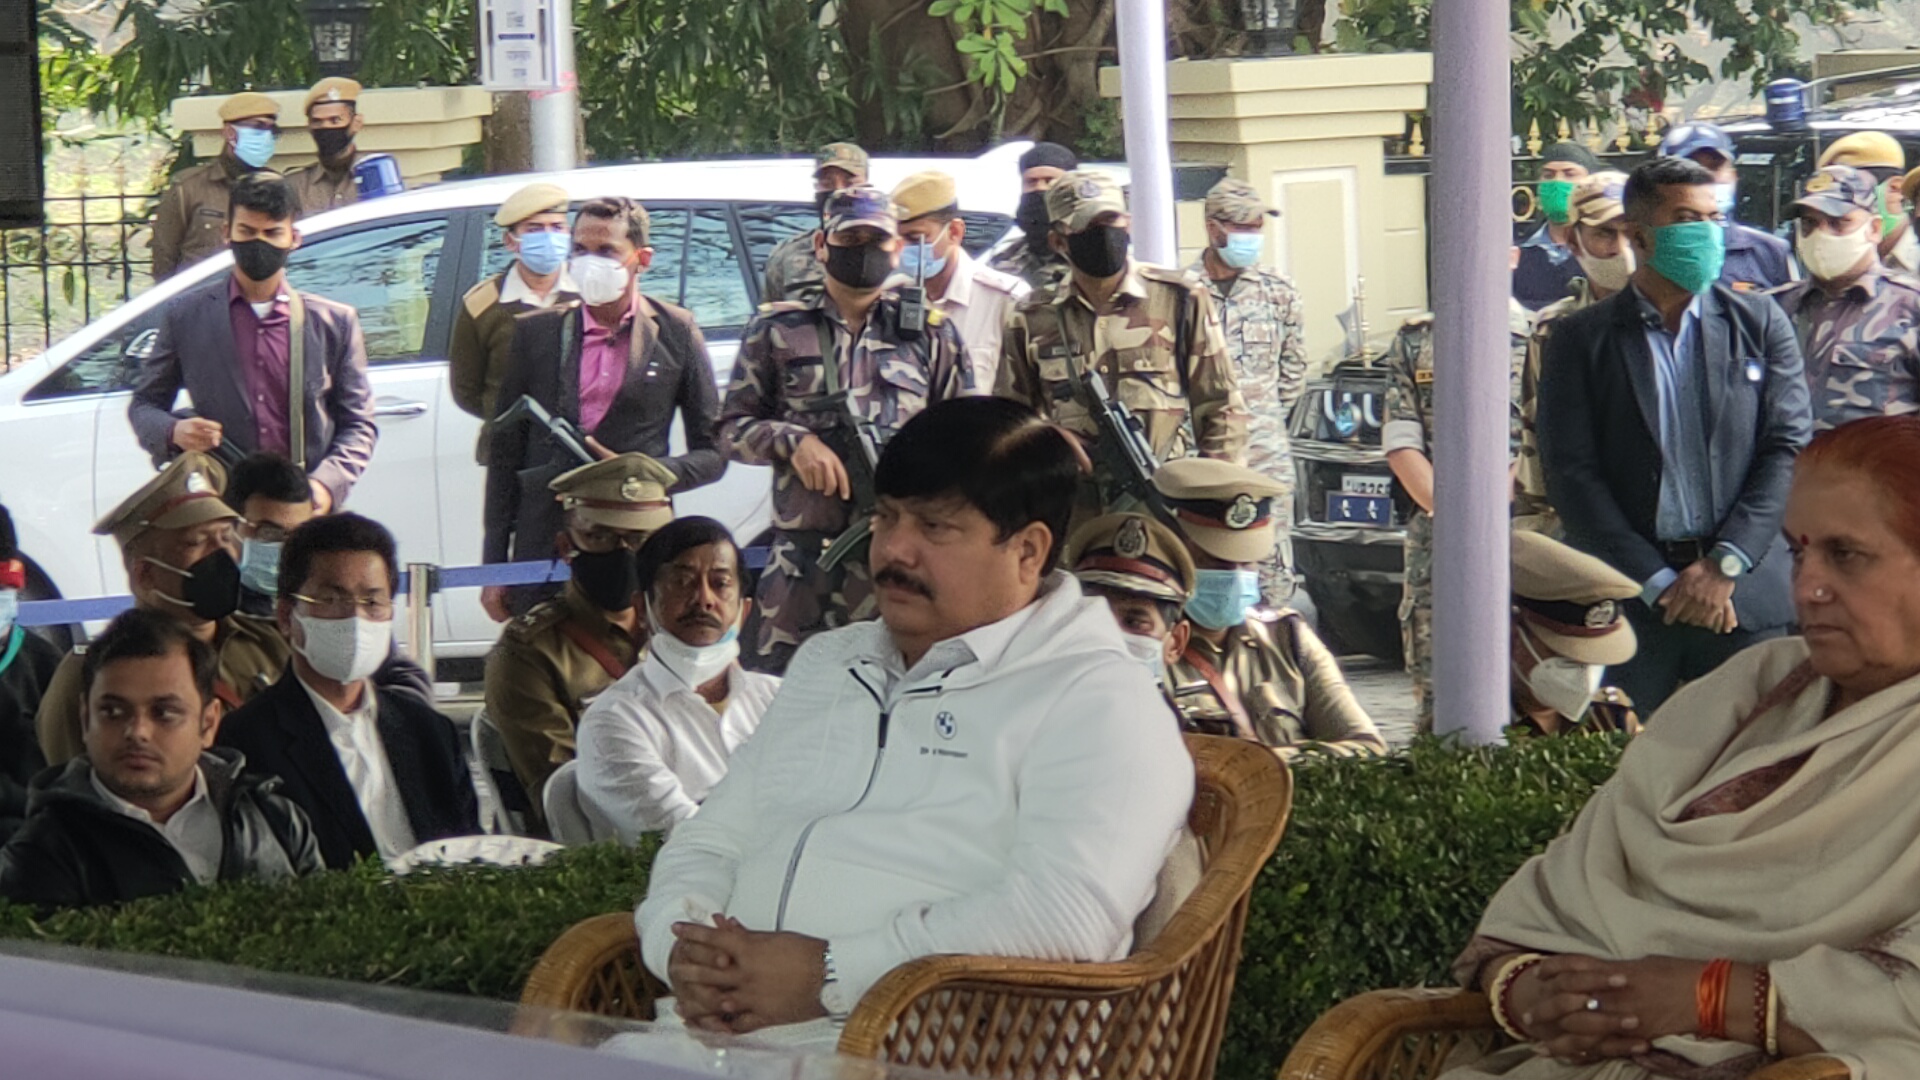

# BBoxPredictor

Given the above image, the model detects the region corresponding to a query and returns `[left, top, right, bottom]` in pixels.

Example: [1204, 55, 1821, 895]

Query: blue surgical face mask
[238, 538, 282, 598]
[1185, 569, 1261, 631]
[516, 229, 570, 277]
[0, 588, 17, 639]
[898, 238, 948, 281]
[1216, 231, 1264, 269]
[1713, 181, 1739, 220]
[233, 127, 277, 169]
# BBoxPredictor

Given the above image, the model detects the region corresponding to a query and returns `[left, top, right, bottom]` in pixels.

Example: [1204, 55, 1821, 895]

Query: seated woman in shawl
[1448, 414, 1920, 1079]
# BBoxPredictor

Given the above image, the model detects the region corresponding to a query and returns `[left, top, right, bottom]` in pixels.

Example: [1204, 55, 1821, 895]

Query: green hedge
[0, 737, 1625, 1078]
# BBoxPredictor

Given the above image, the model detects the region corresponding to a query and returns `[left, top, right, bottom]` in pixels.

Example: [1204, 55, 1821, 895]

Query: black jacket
[0, 627, 62, 838]
[216, 669, 478, 870]
[0, 748, 322, 910]
[1537, 282, 1813, 631]
[482, 295, 724, 565]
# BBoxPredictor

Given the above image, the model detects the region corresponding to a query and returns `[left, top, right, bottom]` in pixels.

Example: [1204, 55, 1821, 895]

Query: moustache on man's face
[874, 564, 934, 599]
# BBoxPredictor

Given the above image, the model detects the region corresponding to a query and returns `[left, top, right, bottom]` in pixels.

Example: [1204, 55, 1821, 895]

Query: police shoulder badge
[1113, 516, 1149, 559]
[1223, 494, 1260, 530]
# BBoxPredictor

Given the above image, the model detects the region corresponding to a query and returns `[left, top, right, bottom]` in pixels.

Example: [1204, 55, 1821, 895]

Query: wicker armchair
[519, 733, 1293, 1079]
[1276, 987, 1850, 1080]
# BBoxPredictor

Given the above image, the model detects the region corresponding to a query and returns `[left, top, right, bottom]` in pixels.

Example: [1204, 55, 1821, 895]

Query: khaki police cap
[1204, 177, 1277, 226]
[1818, 131, 1905, 172]
[495, 182, 571, 228]
[1151, 458, 1285, 565]
[304, 77, 361, 113]
[1569, 170, 1628, 227]
[93, 452, 241, 550]
[218, 92, 280, 123]
[1904, 166, 1920, 208]
[1065, 513, 1198, 605]
[815, 142, 870, 182]
[892, 171, 958, 223]
[550, 453, 677, 533]
[1046, 170, 1127, 233]
[1511, 529, 1640, 667]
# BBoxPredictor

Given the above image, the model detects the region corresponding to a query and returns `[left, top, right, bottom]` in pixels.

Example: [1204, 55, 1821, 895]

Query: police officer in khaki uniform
[762, 142, 869, 303]
[151, 92, 281, 280]
[1154, 458, 1385, 759]
[484, 453, 677, 828]
[1510, 529, 1640, 736]
[1066, 512, 1197, 702]
[449, 182, 578, 454]
[889, 170, 1029, 391]
[997, 170, 1250, 513]
[36, 453, 290, 765]
[284, 77, 381, 216]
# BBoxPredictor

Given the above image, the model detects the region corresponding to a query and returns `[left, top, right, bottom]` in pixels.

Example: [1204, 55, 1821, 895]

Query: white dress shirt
[576, 653, 779, 843]
[90, 765, 222, 885]
[498, 265, 577, 309]
[889, 248, 1028, 393]
[297, 675, 416, 859]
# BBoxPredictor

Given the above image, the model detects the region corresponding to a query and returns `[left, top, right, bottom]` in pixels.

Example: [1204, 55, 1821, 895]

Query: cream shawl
[1454, 637, 1920, 1079]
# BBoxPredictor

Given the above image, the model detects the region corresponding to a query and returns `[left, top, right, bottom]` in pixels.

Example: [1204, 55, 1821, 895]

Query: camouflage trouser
[1400, 509, 1433, 733]
[744, 531, 876, 675]
[1248, 437, 1296, 607]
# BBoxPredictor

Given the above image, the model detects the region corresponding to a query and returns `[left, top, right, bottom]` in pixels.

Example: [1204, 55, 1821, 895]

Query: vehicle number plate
[1326, 492, 1392, 526]
[1341, 474, 1392, 497]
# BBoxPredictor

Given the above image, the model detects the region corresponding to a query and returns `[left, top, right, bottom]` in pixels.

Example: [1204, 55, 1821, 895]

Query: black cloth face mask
[825, 242, 894, 289]
[570, 548, 639, 612]
[1015, 191, 1051, 252]
[311, 126, 356, 161]
[231, 239, 290, 282]
[148, 549, 242, 623]
[1064, 224, 1130, 278]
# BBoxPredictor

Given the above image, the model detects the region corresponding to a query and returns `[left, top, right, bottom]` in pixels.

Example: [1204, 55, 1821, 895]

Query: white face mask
[1796, 221, 1877, 282]
[1576, 245, 1635, 293]
[294, 611, 391, 685]
[647, 598, 740, 691]
[571, 254, 631, 305]
[1518, 630, 1602, 724]
[1120, 629, 1168, 685]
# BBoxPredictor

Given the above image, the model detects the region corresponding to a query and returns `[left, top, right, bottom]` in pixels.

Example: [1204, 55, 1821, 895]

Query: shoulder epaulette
[462, 276, 503, 318]
[1138, 264, 1204, 290]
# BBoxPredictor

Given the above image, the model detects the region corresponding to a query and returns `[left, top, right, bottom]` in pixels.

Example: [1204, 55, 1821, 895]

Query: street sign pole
[478, 0, 576, 171]
[1115, 0, 1176, 265]
[528, 0, 577, 171]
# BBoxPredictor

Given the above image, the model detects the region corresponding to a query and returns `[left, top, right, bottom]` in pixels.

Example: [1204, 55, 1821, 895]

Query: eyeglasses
[240, 521, 291, 543]
[573, 526, 651, 554]
[291, 592, 396, 621]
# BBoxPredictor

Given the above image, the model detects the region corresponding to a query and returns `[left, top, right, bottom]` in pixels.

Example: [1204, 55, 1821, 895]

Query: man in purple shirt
[130, 174, 377, 514]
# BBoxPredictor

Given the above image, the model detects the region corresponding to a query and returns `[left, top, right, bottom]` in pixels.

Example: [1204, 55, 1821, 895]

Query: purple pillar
[1428, 0, 1511, 744]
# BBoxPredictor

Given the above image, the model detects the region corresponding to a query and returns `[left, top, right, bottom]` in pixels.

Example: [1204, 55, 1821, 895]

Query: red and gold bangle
[1696, 958, 1733, 1040]
[1491, 952, 1548, 1042]
[1752, 966, 1772, 1053]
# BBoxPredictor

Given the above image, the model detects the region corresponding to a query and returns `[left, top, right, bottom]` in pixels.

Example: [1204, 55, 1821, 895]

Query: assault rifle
[1081, 368, 1171, 521]
[497, 394, 596, 467]
[796, 390, 884, 571]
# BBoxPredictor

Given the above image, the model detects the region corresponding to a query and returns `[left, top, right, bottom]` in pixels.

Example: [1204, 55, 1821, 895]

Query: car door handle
[373, 399, 429, 418]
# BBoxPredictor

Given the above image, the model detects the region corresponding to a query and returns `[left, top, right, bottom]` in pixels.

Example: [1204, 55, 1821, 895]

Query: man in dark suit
[481, 196, 725, 620]
[1539, 156, 1814, 713]
[217, 513, 476, 869]
[129, 172, 378, 514]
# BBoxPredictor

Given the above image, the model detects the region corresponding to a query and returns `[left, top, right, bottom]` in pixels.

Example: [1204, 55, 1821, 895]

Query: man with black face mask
[988, 141, 1078, 291]
[484, 453, 676, 831]
[719, 186, 968, 673]
[130, 172, 378, 516]
[284, 78, 387, 216]
[762, 143, 869, 304]
[35, 453, 291, 767]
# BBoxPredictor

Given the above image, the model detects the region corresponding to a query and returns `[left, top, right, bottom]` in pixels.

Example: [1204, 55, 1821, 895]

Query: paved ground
[1337, 655, 1418, 748]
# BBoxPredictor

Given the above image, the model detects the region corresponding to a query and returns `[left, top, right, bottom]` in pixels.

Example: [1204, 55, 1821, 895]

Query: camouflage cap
[1511, 529, 1639, 667]
[822, 185, 898, 237]
[93, 452, 241, 550]
[1151, 458, 1285, 565]
[1569, 170, 1628, 227]
[891, 171, 958, 223]
[304, 77, 361, 113]
[550, 453, 677, 533]
[1045, 170, 1127, 233]
[1818, 131, 1905, 172]
[1794, 165, 1879, 219]
[1204, 177, 1278, 225]
[218, 92, 280, 123]
[1065, 513, 1198, 605]
[815, 142, 870, 182]
[494, 182, 571, 227]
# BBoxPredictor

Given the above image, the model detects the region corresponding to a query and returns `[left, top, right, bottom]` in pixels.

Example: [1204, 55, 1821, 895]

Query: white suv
[0, 147, 1025, 662]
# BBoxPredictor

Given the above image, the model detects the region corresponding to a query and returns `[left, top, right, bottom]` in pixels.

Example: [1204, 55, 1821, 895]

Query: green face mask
[1648, 221, 1726, 295]
[1876, 182, 1904, 237]
[1539, 180, 1576, 226]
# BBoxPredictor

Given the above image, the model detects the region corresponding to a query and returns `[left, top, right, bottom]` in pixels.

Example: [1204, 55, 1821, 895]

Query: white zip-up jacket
[636, 571, 1194, 1020]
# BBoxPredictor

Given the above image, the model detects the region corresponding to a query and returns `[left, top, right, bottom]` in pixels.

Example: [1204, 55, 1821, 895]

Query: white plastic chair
[543, 760, 622, 846]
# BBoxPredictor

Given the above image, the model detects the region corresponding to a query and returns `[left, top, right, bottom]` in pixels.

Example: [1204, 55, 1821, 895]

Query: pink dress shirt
[227, 277, 294, 456]
[578, 290, 636, 433]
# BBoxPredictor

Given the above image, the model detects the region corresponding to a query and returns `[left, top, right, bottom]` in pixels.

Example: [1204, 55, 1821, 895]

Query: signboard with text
[478, 0, 558, 90]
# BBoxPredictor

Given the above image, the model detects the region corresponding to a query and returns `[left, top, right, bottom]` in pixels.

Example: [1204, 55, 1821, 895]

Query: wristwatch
[819, 944, 850, 1020]
[1712, 544, 1746, 579]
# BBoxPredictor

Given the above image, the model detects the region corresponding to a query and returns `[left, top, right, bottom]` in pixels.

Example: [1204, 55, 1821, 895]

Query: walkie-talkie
[899, 238, 929, 338]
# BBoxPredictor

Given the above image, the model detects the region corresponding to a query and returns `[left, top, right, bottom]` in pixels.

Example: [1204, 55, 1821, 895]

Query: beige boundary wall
[169, 87, 495, 188]
[1102, 53, 1434, 367]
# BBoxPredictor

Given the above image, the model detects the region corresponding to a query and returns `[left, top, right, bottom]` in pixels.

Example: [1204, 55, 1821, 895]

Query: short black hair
[636, 517, 740, 596]
[82, 608, 218, 708]
[1623, 155, 1716, 225]
[0, 504, 15, 560]
[224, 452, 309, 512]
[278, 512, 399, 598]
[1083, 583, 1182, 628]
[577, 196, 651, 249]
[874, 397, 1081, 567]
[229, 171, 300, 224]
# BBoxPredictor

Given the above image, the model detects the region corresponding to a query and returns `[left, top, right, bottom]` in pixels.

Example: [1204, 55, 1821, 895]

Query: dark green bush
[0, 738, 1624, 1077]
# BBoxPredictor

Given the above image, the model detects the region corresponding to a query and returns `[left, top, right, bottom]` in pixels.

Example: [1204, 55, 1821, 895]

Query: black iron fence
[0, 190, 157, 368]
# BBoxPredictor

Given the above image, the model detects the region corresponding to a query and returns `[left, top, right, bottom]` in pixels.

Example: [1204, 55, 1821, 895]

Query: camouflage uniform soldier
[1188, 178, 1307, 604]
[721, 187, 969, 672]
[1767, 165, 1920, 431]
[988, 141, 1078, 291]
[150, 92, 281, 280]
[1381, 305, 1531, 730]
[761, 142, 869, 304]
[997, 170, 1249, 518]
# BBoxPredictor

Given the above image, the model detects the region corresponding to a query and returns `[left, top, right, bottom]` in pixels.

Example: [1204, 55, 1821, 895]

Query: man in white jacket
[636, 396, 1195, 1048]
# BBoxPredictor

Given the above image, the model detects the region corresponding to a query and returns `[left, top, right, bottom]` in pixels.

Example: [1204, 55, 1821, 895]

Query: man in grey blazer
[129, 173, 378, 514]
